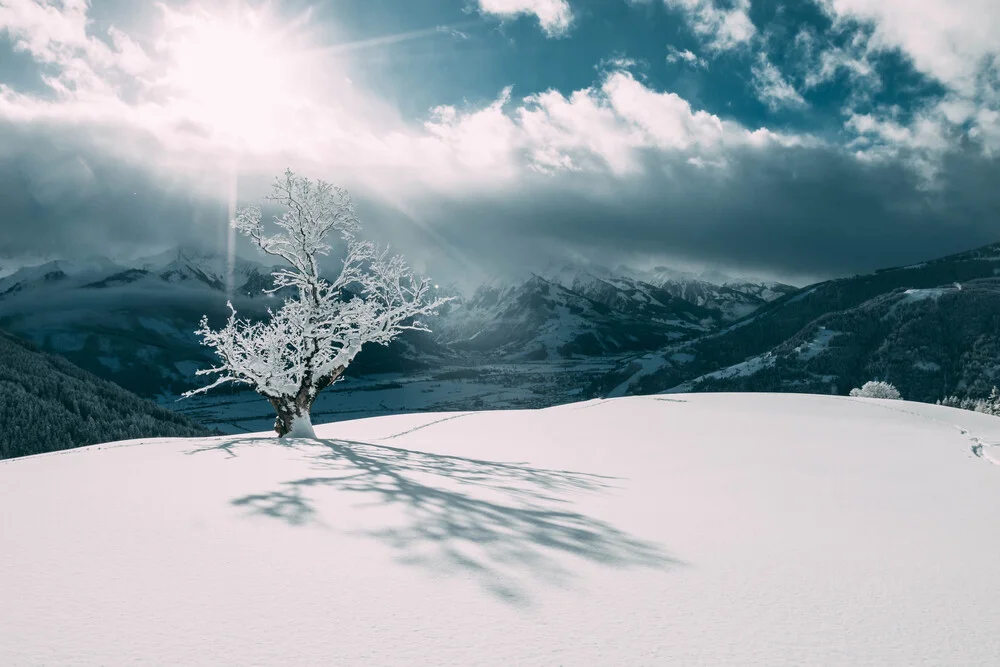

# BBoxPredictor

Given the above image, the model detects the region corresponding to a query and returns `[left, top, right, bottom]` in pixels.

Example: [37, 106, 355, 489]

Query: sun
[157, 4, 318, 148]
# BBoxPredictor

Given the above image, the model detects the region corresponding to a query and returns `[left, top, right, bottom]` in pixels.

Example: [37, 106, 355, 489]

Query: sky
[0, 0, 999, 286]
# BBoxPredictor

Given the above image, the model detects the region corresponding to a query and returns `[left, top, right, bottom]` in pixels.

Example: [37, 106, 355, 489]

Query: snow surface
[607, 352, 671, 397]
[669, 352, 776, 392]
[2, 393, 1000, 665]
[794, 326, 842, 360]
[882, 287, 959, 320]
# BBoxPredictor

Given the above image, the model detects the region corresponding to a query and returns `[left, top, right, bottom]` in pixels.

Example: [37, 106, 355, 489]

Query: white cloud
[663, 0, 756, 52]
[815, 0, 1000, 154]
[437, 25, 471, 40]
[794, 28, 877, 92]
[751, 53, 808, 111]
[844, 106, 957, 185]
[0, 2, 809, 196]
[665, 46, 708, 69]
[0, 0, 149, 97]
[418, 69, 813, 181]
[0, 0, 95, 63]
[816, 0, 999, 96]
[476, 0, 574, 37]
[107, 26, 152, 76]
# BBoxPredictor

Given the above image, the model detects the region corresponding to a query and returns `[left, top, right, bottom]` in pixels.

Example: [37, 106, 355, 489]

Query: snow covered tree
[985, 386, 1000, 415]
[940, 386, 1000, 415]
[184, 170, 450, 438]
[849, 380, 902, 400]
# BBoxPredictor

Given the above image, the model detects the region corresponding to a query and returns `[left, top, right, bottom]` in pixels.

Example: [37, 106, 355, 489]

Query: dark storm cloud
[0, 122, 230, 258]
[401, 143, 1000, 284]
[2, 115, 999, 288]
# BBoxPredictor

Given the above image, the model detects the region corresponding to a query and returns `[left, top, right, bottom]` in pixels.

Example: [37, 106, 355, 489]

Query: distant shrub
[850, 380, 902, 400]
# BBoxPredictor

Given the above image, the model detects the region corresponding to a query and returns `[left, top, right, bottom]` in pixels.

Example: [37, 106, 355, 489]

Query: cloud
[0, 0, 97, 63]
[794, 28, 878, 92]
[0, 0, 150, 101]
[665, 46, 708, 69]
[751, 53, 808, 111]
[0, 120, 222, 258]
[396, 141, 1000, 284]
[418, 68, 811, 182]
[476, 0, 574, 37]
[437, 25, 471, 40]
[662, 0, 756, 52]
[1, 0, 999, 287]
[810, 0, 1000, 155]
[815, 0, 999, 97]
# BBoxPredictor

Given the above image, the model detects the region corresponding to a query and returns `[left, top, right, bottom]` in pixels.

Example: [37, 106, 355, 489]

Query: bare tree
[184, 169, 450, 438]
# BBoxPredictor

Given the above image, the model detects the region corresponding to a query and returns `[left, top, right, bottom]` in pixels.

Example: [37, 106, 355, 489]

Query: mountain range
[0, 248, 282, 398]
[0, 246, 787, 399]
[4, 240, 1000, 430]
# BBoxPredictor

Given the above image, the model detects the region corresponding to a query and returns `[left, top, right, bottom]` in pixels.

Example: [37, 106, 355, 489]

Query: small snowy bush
[850, 381, 902, 400]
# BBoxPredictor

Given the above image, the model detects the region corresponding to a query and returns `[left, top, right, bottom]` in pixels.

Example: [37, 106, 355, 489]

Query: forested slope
[0, 330, 212, 459]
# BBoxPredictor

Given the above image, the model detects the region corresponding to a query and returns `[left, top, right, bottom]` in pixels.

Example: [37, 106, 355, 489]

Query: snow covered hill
[2, 394, 998, 665]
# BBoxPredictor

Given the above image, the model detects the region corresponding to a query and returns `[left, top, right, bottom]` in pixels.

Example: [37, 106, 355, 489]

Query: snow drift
[1, 393, 998, 665]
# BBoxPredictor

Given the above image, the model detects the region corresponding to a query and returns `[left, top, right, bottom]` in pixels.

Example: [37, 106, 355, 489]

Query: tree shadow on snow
[190, 436, 677, 604]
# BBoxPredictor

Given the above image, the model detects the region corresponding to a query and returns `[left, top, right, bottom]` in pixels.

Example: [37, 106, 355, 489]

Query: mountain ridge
[0, 247, 790, 398]
[596, 240, 1000, 401]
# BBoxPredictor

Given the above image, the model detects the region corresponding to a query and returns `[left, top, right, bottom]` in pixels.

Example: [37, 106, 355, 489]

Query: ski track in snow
[377, 413, 476, 440]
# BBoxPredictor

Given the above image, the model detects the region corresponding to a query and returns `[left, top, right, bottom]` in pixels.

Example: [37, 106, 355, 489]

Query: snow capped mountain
[621, 265, 797, 321]
[3, 395, 998, 664]
[432, 272, 717, 360]
[427, 263, 792, 361]
[0, 247, 283, 398]
[0, 256, 125, 296]
[0, 250, 791, 409]
[0, 248, 281, 298]
[0, 246, 448, 399]
[127, 246, 280, 295]
[543, 267, 712, 320]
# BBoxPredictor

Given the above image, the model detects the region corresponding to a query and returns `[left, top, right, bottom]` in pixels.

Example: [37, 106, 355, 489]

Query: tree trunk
[269, 369, 344, 439]
[270, 393, 317, 439]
